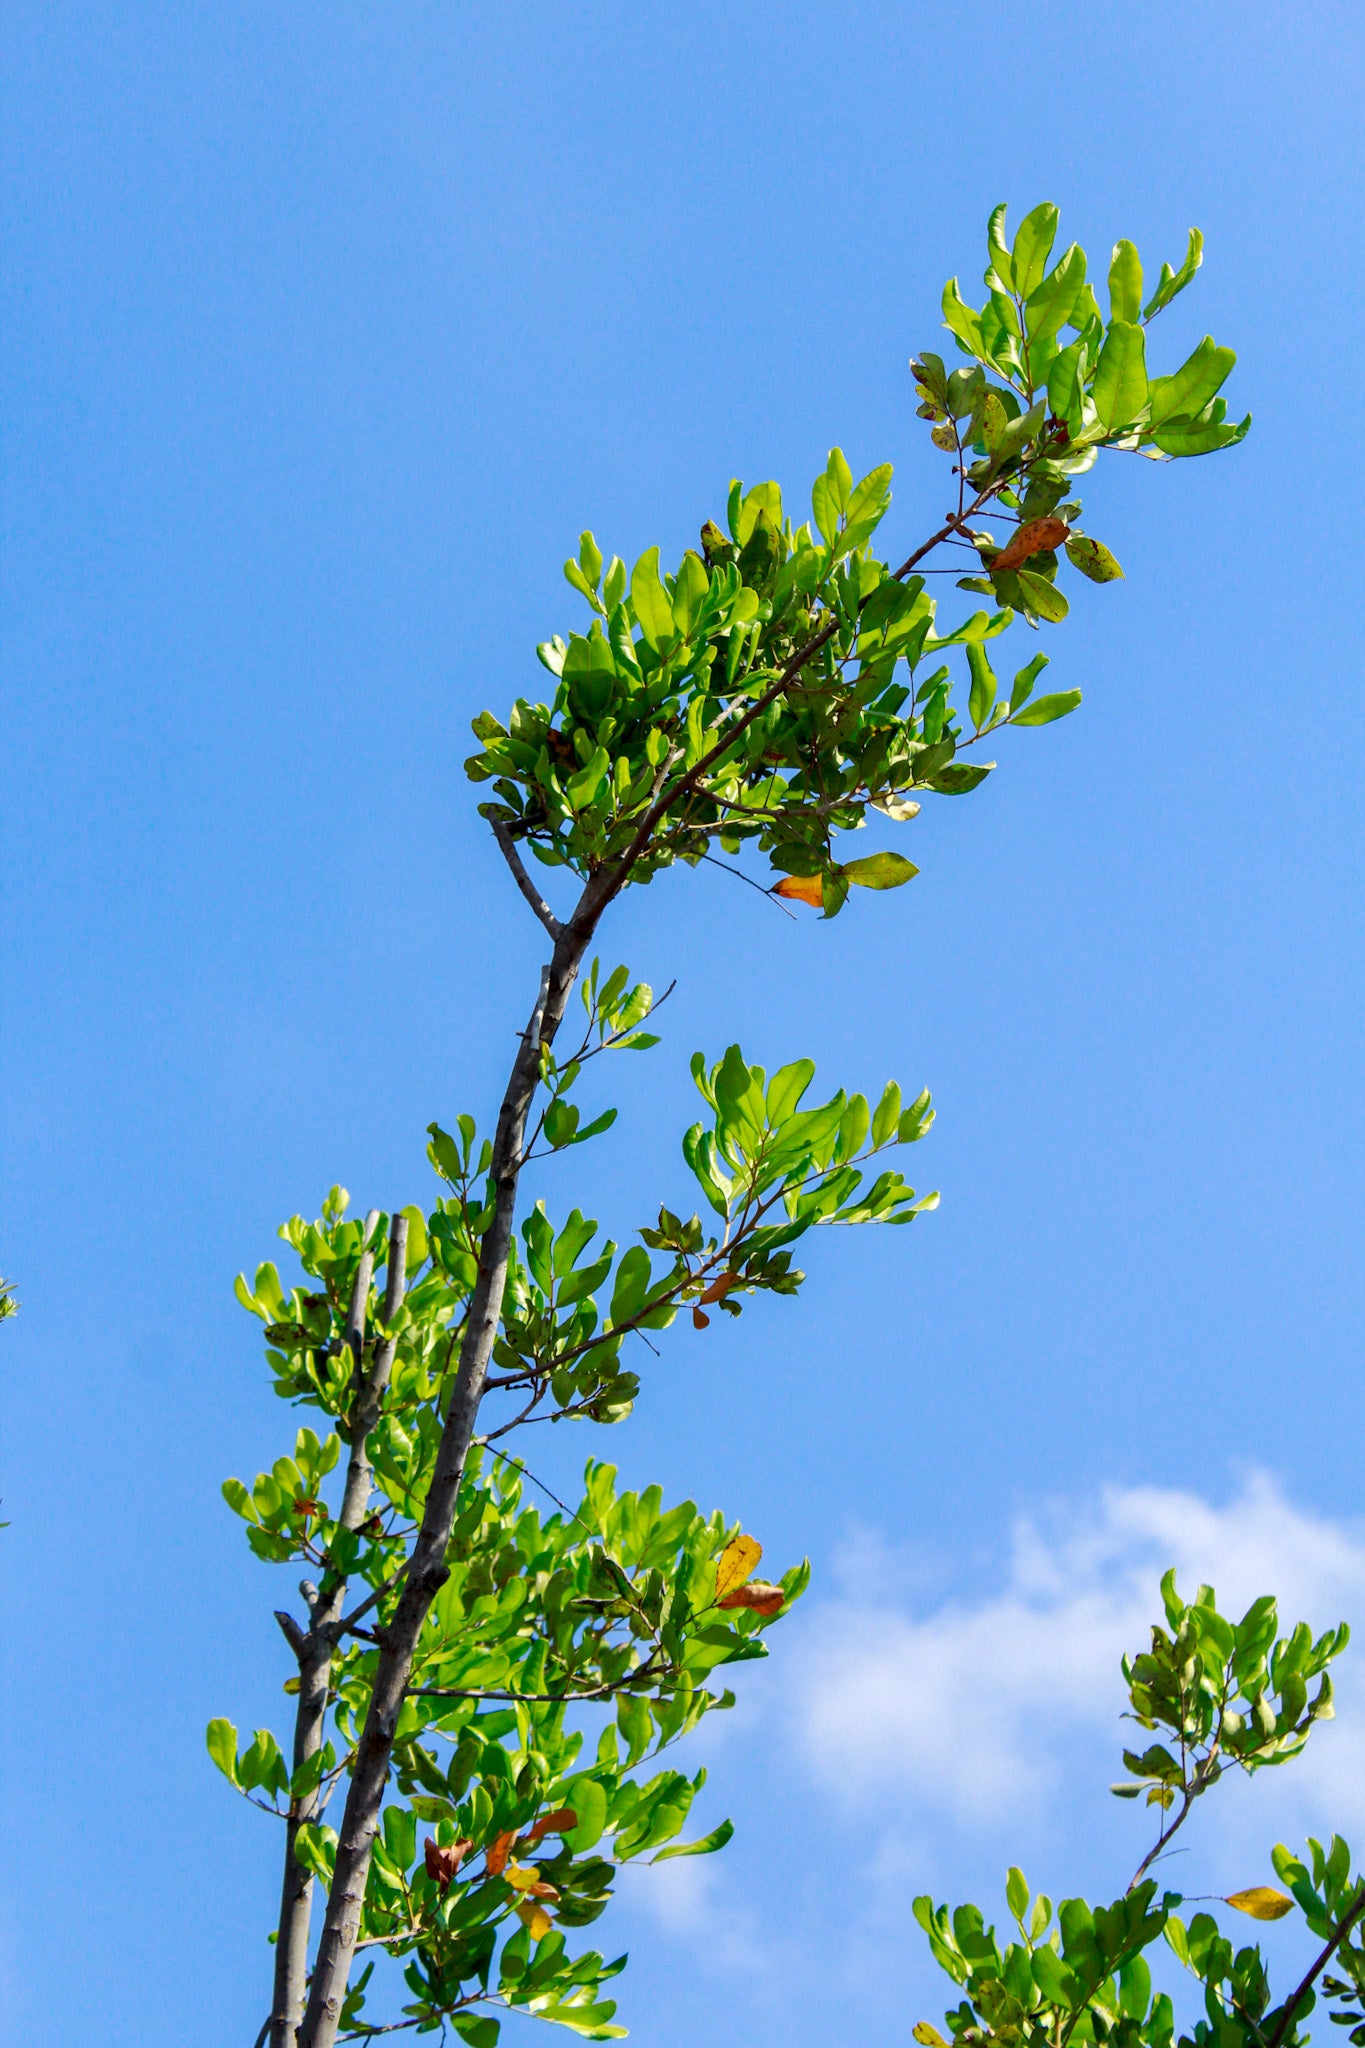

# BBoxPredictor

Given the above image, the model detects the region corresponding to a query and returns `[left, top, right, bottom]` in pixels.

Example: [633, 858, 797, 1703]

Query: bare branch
[274, 1610, 309, 1660]
[492, 818, 562, 940]
[1262, 1887, 1365, 2048]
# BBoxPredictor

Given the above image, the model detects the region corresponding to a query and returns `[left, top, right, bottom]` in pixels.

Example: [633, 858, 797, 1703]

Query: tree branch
[1262, 1888, 1365, 2048]
[295, 492, 1016, 2048]
[270, 1212, 407, 2048]
[492, 818, 562, 940]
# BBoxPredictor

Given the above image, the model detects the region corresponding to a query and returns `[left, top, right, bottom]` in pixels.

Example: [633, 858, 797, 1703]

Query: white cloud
[784, 1474, 1365, 1837]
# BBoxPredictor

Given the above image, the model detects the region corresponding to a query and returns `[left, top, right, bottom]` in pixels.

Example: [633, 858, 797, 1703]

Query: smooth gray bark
[270, 1211, 407, 2048]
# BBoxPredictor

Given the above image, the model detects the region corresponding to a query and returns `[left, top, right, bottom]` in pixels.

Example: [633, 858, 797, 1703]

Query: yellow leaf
[505, 1862, 549, 1893]
[716, 1534, 762, 1604]
[516, 1898, 553, 1940]
[1226, 1888, 1294, 1921]
[914, 2026, 950, 2047]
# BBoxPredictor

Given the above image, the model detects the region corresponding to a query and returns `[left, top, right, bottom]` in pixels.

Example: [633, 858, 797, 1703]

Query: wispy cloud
[784, 1474, 1365, 1837]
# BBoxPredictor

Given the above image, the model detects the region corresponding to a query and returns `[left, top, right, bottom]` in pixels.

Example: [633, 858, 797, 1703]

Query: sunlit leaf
[716, 1534, 762, 1603]
[772, 873, 823, 907]
[717, 1579, 785, 1617]
[1225, 1888, 1294, 1921]
[842, 852, 919, 891]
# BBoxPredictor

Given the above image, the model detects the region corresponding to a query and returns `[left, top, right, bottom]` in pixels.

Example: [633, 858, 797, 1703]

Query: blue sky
[3, 4, 1364, 2044]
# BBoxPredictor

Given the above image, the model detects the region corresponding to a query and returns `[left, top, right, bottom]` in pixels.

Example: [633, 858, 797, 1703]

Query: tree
[912, 1575, 1365, 2048]
[213, 201, 1249, 2048]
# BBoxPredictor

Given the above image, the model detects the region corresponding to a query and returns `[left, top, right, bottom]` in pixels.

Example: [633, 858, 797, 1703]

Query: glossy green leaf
[1011, 202, 1059, 295]
[206, 1718, 239, 1785]
[1091, 320, 1148, 430]
[1012, 689, 1082, 726]
[652, 1818, 734, 1862]
[1147, 338, 1236, 426]
[1108, 240, 1143, 325]
[630, 547, 676, 651]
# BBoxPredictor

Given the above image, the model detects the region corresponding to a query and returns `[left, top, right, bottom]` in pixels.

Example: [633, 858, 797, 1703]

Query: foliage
[214, 201, 1250, 2048]
[914, 1578, 1365, 2048]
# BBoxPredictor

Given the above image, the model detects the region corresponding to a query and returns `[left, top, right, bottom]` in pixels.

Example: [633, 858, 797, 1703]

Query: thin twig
[699, 851, 796, 916]
[492, 819, 563, 941]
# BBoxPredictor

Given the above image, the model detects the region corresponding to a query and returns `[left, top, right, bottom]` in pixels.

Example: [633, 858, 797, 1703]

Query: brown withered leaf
[718, 1579, 785, 1618]
[423, 1836, 472, 1895]
[691, 1306, 710, 1330]
[772, 873, 824, 907]
[698, 1272, 739, 1306]
[716, 1534, 763, 1603]
[989, 516, 1070, 574]
[524, 1808, 579, 1846]
[484, 1830, 516, 1877]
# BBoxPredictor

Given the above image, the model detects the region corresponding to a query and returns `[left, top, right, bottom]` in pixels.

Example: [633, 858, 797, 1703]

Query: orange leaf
[517, 1899, 554, 1941]
[692, 1306, 710, 1330]
[524, 1808, 578, 1846]
[485, 1830, 516, 1876]
[717, 1578, 785, 1617]
[988, 516, 1069, 574]
[772, 873, 823, 907]
[698, 1272, 739, 1306]
[715, 1534, 762, 1604]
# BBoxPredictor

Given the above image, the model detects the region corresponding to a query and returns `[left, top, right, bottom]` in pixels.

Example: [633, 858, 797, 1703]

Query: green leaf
[1007, 1867, 1030, 1922]
[565, 1778, 609, 1852]
[1153, 410, 1250, 457]
[222, 1477, 259, 1523]
[871, 1081, 902, 1148]
[842, 852, 919, 890]
[1143, 228, 1203, 320]
[942, 279, 984, 357]
[1091, 319, 1148, 430]
[1108, 240, 1143, 325]
[1015, 569, 1068, 623]
[767, 1058, 816, 1123]
[1012, 689, 1081, 726]
[630, 546, 677, 651]
[652, 1818, 735, 1862]
[929, 762, 993, 794]
[566, 747, 611, 811]
[671, 549, 709, 636]
[986, 203, 1014, 290]
[451, 2013, 501, 2047]
[579, 531, 603, 588]
[206, 1717, 239, 1785]
[811, 472, 838, 546]
[1047, 335, 1087, 425]
[1147, 338, 1236, 427]
[1011, 203, 1059, 296]
[1025, 244, 1086, 345]
[844, 463, 894, 544]
[1065, 536, 1124, 583]
[967, 642, 997, 729]
[1010, 652, 1048, 712]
